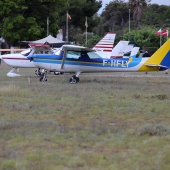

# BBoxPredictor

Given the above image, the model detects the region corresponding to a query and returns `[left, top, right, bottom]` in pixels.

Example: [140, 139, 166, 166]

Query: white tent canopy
[30, 35, 65, 44]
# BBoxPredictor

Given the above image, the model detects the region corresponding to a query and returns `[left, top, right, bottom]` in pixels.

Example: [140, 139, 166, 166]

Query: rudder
[139, 38, 170, 71]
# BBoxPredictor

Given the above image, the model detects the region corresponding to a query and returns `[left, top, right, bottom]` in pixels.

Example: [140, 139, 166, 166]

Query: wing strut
[60, 47, 67, 69]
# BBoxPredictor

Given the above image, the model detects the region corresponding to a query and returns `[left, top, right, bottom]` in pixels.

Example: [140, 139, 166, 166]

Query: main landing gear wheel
[69, 75, 79, 84]
[39, 71, 47, 82]
[40, 74, 47, 82]
[54, 71, 60, 75]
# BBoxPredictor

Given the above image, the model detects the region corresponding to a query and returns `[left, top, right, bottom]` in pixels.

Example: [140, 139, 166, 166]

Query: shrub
[138, 124, 168, 136]
[151, 94, 168, 100]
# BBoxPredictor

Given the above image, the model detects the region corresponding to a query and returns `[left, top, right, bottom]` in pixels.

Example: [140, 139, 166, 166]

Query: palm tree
[129, 0, 151, 29]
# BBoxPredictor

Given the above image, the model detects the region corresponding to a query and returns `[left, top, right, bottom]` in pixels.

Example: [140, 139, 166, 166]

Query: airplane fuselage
[30, 53, 158, 73]
[26, 42, 170, 83]
[2, 53, 35, 68]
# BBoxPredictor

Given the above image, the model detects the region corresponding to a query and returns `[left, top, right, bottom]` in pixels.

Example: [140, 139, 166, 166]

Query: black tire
[54, 72, 60, 75]
[69, 77, 77, 84]
[40, 76, 43, 82]
[69, 76, 79, 84]
[35, 69, 41, 76]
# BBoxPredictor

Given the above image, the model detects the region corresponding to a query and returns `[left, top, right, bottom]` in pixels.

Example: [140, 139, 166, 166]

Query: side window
[20, 48, 32, 56]
[87, 52, 101, 59]
[66, 50, 80, 59]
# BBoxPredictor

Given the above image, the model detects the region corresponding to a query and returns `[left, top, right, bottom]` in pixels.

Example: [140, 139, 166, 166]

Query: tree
[123, 27, 167, 52]
[101, 1, 129, 36]
[142, 4, 169, 28]
[129, 0, 151, 29]
[0, 0, 67, 46]
[67, 0, 102, 31]
[57, 0, 102, 42]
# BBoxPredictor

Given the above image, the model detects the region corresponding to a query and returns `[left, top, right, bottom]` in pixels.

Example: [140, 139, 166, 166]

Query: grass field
[0, 62, 170, 170]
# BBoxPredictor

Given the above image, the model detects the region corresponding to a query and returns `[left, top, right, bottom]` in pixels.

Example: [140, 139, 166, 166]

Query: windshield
[87, 52, 101, 59]
[20, 48, 32, 56]
[66, 50, 80, 59]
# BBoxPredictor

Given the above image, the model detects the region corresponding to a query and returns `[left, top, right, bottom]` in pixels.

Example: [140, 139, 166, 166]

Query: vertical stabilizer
[93, 32, 116, 52]
[139, 38, 170, 71]
[130, 47, 140, 58]
[111, 41, 129, 58]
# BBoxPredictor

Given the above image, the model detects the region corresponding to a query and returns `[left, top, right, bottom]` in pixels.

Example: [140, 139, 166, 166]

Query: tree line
[0, 0, 169, 50]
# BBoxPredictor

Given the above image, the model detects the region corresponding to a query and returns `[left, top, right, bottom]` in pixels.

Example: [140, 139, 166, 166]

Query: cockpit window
[87, 52, 101, 59]
[66, 50, 80, 59]
[20, 48, 32, 56]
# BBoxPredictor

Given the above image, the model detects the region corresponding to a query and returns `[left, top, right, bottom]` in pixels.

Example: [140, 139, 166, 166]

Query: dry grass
[0, 62, 170, 170]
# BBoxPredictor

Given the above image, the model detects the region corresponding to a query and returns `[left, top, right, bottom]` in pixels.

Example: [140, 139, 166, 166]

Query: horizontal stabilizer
[145, 64, 169, 69]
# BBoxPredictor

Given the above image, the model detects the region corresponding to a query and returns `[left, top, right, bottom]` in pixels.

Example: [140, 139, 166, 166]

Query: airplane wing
[28, 43, 53, 54]
[64, 45, 94, 52]
[28, 43, 50, 49]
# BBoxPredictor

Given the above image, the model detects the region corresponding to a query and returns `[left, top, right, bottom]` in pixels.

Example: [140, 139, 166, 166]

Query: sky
[98, 0, 170, 14]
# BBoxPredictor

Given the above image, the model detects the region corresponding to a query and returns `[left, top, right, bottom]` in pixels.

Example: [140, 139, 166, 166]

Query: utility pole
[47, 16, 49, 36]
[129, 9, 131, 33]
[85, 16, 88, 45]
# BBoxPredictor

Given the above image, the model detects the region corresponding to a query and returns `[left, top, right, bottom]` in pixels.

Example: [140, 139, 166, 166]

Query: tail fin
[96, 40, 136, 59]
[139, 38, 170, 71]
[111, 41, 129, 58]
[130, 47, 140, 58]
[93, 32, 116, 52]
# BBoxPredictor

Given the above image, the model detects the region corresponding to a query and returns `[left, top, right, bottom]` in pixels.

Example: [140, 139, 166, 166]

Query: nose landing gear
[69, 75, 79, 84]
[35, 68, 41, 76]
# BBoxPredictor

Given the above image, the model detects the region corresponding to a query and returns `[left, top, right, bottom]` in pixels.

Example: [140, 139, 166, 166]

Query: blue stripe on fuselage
[31, 54, 143, 68]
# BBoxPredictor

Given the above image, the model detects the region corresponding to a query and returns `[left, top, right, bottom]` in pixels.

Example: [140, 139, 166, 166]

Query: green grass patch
[0, 84, 31, 98]
[0, 64, 170, 170]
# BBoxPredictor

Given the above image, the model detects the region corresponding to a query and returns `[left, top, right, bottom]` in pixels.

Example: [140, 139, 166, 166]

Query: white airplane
[0, 44, 59, 77]
[0, 48, 36, 77]
[93, 32, 139, 59]
[27, 38, 170, 83]
[0, 32, 139, 79]
[0, 33, 115, 77]
[93, 32, 116, 58]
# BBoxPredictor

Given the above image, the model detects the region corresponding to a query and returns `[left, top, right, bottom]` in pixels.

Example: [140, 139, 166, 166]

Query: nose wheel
[69, 75, 79, 84]
[35, 68, 41, 76]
